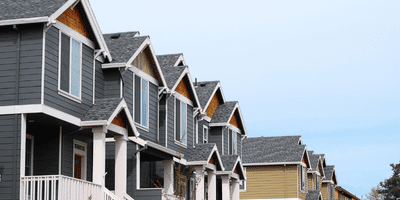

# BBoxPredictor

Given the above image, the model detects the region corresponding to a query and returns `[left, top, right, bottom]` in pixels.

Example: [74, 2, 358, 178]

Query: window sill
[58, 90, 82, 103]
[300, 189, 306, 193]
[135, 123, 149, 132]
[174, 140, 187, 148]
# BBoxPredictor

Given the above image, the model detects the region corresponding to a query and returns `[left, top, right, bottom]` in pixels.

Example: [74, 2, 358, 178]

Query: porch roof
[82, 98, 122, 121]
[306, 190, 322, 200]
[220, 154, 246, 180]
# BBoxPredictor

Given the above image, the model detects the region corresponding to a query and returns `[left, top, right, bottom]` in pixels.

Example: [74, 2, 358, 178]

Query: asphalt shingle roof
[82, 98, 122, 121]
[220, 155, 239, 172]
[160, 66, 186, 89]
[306, 190, 321, 200]
[243, 135, 301, 149]
[194, 81, 219, 109]
[157, 54, 182, 68]
[243, 136, 306, 164]
[308, 151, 321, 171]
[103, 32, 145, 63]
[210, 101, 237, 123]
[186, 143, 216, 162]
[324, 165, 335, 180]
[0, 0, 68, 21]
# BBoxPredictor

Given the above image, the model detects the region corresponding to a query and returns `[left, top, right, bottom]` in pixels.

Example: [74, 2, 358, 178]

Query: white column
[114, 135, 128, 199]
[163, 160, 174, 195]
[195, 166, 205, 200]
[208, 170, 216, 200]
[231, 179, 240, 200]
[221, 175, 230, 200]
[92, 126, 106, 186]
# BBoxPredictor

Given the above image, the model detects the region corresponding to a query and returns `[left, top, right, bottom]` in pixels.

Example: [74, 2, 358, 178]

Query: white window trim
[174, 98, 188, 148]
[57, 30, 83, 103]
[26, 134, 34, 176]
[73, 139, 87, 180]
[203, 125, 208, 144]
[231, 130, 237, 154]
[134, 76, 150, 131]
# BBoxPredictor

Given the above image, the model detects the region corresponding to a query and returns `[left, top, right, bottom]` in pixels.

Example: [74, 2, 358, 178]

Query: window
[300, 165, 305, 191]
[59, 33, 82, 100]
[316, 175, 319, 190]
[73, 140, 87, 180]
[135, 75, 149, 128]
[175, 98, 187, 145]
[330, 184, 334, 199]
[232, 130, 237, 154]
[140, 160, 164, 188]
[203, 125, 208, 143]
[25, 134, 34, 176]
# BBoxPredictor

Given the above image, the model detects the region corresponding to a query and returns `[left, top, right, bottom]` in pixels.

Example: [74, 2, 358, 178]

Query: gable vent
[111, 34, 121, 39]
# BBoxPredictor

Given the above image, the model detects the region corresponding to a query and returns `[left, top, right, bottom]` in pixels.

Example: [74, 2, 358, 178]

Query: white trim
[57, 29, 62, 92]
[195, 116, 198, 144]
[171, 68, 187, 91]
[59, 126, 62, 175]
[58, 90, 82, 103]
[165, 95, 168, 148]
[20, 114, 27, 178]
[173, 54, 185, 66]
[126, 37, 149, 65]
[81, 120, 107, 126]
[128, 137, 147, 147]
[203, 82, 221, 111]
[25, 134, 34, 176]
[206, 163, 216, 171]
[175, 92, 193, 107]
[54, 20, 95, 49]
[243, 162, 305, 167]
[120, 78, 123, 98]
[102, 62, 126, 68]
[47, 0, 76, 25]
[0, 17, 49, 26]
[131, 66, 159, 85]
[203, 125, 208, 143]
[203, 116, 211, 122]
[41, 24, 46, 104]
[173, 157, 187, 165]
[174, 100, 188, 146]
[146, 141, 181, 157]
[136, 144, 140, 189]
[108, 123, 128, 137]
[73, 139, 87, 180]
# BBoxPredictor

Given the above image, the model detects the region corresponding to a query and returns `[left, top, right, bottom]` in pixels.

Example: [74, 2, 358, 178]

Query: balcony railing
[20, 175, 121, 200]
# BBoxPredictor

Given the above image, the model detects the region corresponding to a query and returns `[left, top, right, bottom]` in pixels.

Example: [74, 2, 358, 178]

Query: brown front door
[74, 154, 82, 179]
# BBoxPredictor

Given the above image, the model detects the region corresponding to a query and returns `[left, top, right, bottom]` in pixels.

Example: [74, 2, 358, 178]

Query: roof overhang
[0, 16, 49, 26]
[187, 145, 225, 171]
[209, 102, 248, 137]
[243, 161, 306, 167]
[170, 67, 201, 108]
[173, 54, 185, 66]
[221, 156, 246, 180]
[203, 82, 226, 111]
[302, 147, 312, 168]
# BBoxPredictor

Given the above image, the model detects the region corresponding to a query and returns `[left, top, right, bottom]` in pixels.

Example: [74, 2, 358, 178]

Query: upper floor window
[59, 33, 82, 101]
[232, 130, 237, 154]
[175, 98, 187, 145]
[315, 175, 319, 190]
[135, 76, 149, 129]
[300, 165, 305, 191]
[330, 184, 334, 199]
[203, 125, 208, 143]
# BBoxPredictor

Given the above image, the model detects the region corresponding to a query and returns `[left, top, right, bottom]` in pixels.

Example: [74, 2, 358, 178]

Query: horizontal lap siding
[237, 132, 242, 157]
[123, 70, 133, 116]
[127, 142, 137, 197]
[0, 114, 21, 200]
[241, 165, 298, 199]
[0, 25, 42, 106]
[44, 26, 94, 118]
[209, 127, 222, 154]
[104, 68, 120, 98]
[223, 127, 229, 155]
[307, 173, 314, 190]
[298, 165, 308, 200]
[137, 82, 158, 142]
[158, 96, 167, 146]
[95, 60, 104, 99]
[198, 120, 209, 144]
[166, 97, 174, 148]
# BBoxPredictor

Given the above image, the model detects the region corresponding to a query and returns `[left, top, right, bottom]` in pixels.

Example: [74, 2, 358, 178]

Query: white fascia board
[47, 0, 76, 25]
[319, 159, 325, 177]
[147, 41, 167, 87]
[174, 157, 188, 165]
[146, 140, 181, 157]
[302, 147, 312, 168]
[203, 82, 220, 111]
[106, 99, 139, 137]
[128, 136, 147, 147]
[226, 103, 239, 125]
[102, 63, 126, 69]
[126, 37, 149, 66]
[322, 179, 334, 184]
[133, 32, 140, 37]
[130, 66, 159, 86]
[203, 116, 211, 122]
[207, 145, 225, 171]
[175, 91, 193, 107]
[218, 83, 226, 103]
[243, 162, 303, 167]
[173, 54, 185, 66]
[107, 123, 128, 138]
[240, 198, 302, 200]
[227, 124, 241, 134]
[187, 161, 207, 166]
[81, 120, 107, 126]
[171, 67, 188, 92]
[206, 163, 216, 171]
[332, 169, 338, 185]
[0, 17, 49, 26]
[209, 122, 228, 127]
[234, 157, 246, 179]
[185, 71, 201, 109]
[53, 21, 95, 49]
[228, 104, 248, 137]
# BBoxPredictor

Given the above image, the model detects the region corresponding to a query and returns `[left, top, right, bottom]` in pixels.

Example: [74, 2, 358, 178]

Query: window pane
[232, 130, 237, 154]
[70, 39, 81, 97]
[135, 75, 141, 123]
[141, 79, 149, 127]
[60, 33, 70, 92]
[180, 101, 187, 145]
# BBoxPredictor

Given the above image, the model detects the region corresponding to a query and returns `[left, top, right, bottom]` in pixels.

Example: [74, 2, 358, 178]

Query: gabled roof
[315, 153, 327, 167]
[306, 190, 323, 200]
[103, 32, 142, 63]
[308, 151, 325, 177]
[336, 186, 360, 200]
[323, 165, 338, 185]
[243, 138, 310, 167]
[81, 98, 139, 136]
[194, 81, 225, 109]
[220, 155, 246, 180]
[244, 135, 302, 148]
[161, 66, 187, 89]
[209, 101, 248, 136]
[186, 143, 224, 171]
[157, 54, 185, 68]
[0, 0, 112, 61]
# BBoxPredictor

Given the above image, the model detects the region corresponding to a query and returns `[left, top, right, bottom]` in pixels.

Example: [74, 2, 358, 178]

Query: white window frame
[26, 134, 34, 176]
[73, 139, 87, 180]
[203, 125, 208, 143]
[134, 76, 150, 131]
[231, 130, 237, 154]
[57, 30, 83, 103]
[174, 98, 188, 147]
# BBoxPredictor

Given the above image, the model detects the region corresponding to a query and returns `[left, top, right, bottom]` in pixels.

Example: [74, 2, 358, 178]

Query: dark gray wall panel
[105, 142, 116, 190]
[136, 82, 158, 143]
[135, 189, 162, 200]
[238, 132, 242, 157]
[95, 60, 104, 99]
[123, 70, 133, 116]
[104, 68, 121, 98]
[223, 127, 229, 155]
[209, 127, 223, 154]
[158, 95, 167, 146]
[198, 120, 209, 144]
[0, 114, 21, 200]
[44, 26, 94, 118]
[127, 141, 137, 197]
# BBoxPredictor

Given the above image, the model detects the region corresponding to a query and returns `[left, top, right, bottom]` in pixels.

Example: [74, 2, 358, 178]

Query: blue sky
[91, 0, 400, 197]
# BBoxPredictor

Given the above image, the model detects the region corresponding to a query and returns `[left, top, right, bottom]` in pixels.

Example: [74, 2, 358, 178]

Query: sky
[90, 0, 400, 198]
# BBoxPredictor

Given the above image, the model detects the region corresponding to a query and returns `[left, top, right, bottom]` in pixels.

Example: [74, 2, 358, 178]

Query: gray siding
[209, 127, 223, 154]
[135, 189, 162, 200]
[123, 70, 133, 116]
[0, 114, 21, 200]
[238, 132, 242, 157]
[223, 127, 229, 155]
[158, 95, 167, 146]
[94, 60, 104, 99]
[104, 68, 120, 98]
[0, 24, 42, 106]
[44, 26, 94, 118]
[136, 81, 158, 143]
[127, 142, 137, 197]
[198, 120, 209, 144]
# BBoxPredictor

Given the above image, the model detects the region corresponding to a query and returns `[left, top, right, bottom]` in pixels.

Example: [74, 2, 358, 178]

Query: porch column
[208, 170, 216, 200]
[92, 126, 107, 186]
[231, 179, 240, 200]
[114, 135, 128, 199]
[194, 166, 205, 200]
[221, 175, 230, 200]
[163, 160, 174, 195]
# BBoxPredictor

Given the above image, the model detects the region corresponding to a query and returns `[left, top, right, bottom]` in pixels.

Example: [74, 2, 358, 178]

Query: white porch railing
[20, 175, 121, 200]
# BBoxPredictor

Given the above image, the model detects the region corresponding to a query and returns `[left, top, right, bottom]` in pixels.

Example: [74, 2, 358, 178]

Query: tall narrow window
[141, 79, 149, 127]
[203, 126, 208, 143]
[300, 165, 305, 191]
[175, 98, 187, 145]
[232, 130, 237, 154]
[59, 33, 82, 99]
[134, 75, 149, 128]
[316, 175, 319, 190]
[180, 101, 187, 145]
[330, 184, 334, 199]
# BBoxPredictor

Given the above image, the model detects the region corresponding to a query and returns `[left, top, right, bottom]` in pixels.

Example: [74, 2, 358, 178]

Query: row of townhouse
[0, 0, 247, 200]
[0, 1, 361, 200]
[239, 136, 360, 200]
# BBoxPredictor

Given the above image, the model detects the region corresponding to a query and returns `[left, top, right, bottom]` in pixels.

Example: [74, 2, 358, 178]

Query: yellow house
[334, 186, 360, 200]
[241, 136, 311, 200]
[307, 151, 325, 191]
[321, 165, 338, 200]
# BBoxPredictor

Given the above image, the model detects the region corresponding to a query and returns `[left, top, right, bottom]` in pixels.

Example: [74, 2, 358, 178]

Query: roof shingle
[306, 190, 321, 200]
[82, 98, 122, 121]
[194, 81, 219, 109]
[210, 101, 237, 123]
[186, 143, 216, 162]
[160, 66, 186, 89]
[0, 0, 68, 21]
[157, 54, 182, 68]
[103, 32, 145, 63]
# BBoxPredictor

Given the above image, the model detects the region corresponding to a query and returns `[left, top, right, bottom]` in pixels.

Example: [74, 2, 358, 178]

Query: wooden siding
[321, 183, 331, 200]
[132, 47, 161, 83]
[112, 113, 125, 127]
[56, 3, 95, 41]
[307, 173, 314, 190]
[229, 110, 240, 129]
[175, 76, 193, 101]
[240, 165, 298, 199]
[0, 24, 42, 106]
[44, 26, 94, 118]
[0, 115, 21, 200]
[205, 92, 220, 118]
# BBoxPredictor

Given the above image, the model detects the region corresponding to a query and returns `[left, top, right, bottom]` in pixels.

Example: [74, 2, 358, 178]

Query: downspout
[13, 25, 21, 200]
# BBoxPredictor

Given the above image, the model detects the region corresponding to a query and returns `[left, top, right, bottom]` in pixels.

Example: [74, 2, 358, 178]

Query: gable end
[132, 46, 162, 83]
[175, 75, 194, 102]
[205, 91, 221, 118]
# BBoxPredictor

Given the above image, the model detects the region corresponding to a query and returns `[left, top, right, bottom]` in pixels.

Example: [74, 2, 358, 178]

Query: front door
[74, 154, 82, 179]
